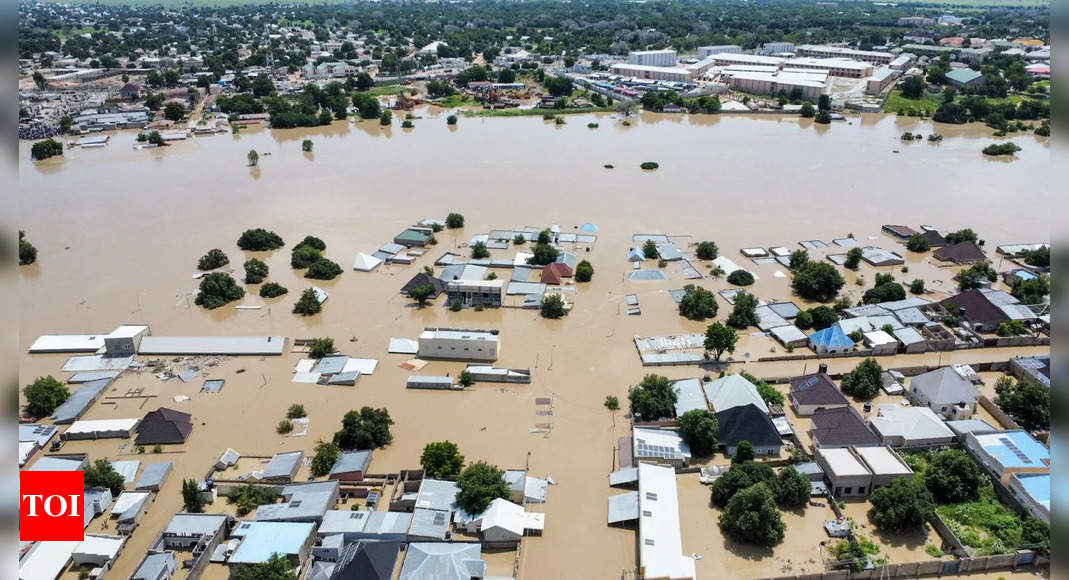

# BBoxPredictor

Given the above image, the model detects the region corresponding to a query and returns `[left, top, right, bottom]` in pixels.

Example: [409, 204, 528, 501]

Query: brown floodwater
[19, 109, 1052, 579]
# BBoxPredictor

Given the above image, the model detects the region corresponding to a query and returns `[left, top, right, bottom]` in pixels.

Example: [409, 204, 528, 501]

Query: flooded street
[18, 110, 1053, 579]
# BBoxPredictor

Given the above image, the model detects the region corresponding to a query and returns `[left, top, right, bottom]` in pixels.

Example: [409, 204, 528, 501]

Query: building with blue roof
[228, 521, 315, 568]
[964, 430, 1050, 484]
[1009, 472, 1050, 524]
[808, 325, 855, 354]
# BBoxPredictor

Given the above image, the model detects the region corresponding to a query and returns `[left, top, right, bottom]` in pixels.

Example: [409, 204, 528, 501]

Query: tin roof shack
[790, 373, 849, 416]
[329, 450, 373, 482]
[632, 427, 691, 468]
[135, 408, 193, 446]
[810, 407, 882, 449]
[130, 551, 177, 580]
[964, 430, 1050, 484]
[228, 521, 315, 570]
[445, 279, 504, 308]
[153, 512, 231, 575]
[716, 403, 782, 457]
[28, 453, 88, 472]
[399, 543, 486, 580]
[417, 328, 499, 361]
[19, 539, 80, 580]
[816, 447, 872, 498]
[62, 418, 141, 440]
[853, 446, 913, 490]
[863, 330, 899, 355]
[869, 405, 955, 448]
[254, 481, 338, 523]
[104, 324, 150, 356]
[672, 377, 708, 417]
[1008, 473, 1050, 524]
[260, 451, 304, 482]
[85, 487, 114, 529]
[406, 375, 455, 390]
[111, 491, 152, 534]
[51, 377, 113, 424]
[909, 367, 980, 419]
[135, 461, 173, 491]
[409, 508, 452, 541]
[808, 326, 855, 354]
[477, 498, 545, 546]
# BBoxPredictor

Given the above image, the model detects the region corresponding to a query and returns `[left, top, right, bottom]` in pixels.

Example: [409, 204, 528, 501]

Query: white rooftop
[638, 462, 696, 580]
[854, 446, 913, 476]
[870, 405, 954, 442]
[65, 418, 140, 436]
[819, 447, 870, 477]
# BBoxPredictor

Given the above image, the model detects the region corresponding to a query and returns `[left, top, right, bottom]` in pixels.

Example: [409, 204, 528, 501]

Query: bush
[401, 119, 414, 128]
[459, 369, 474, 387]
[445, 213, 465, 228]
[244, 258, 269, 284]
[276, 419, 293, 434]
[447, 114, 458, 126]
[719, 483, 786, 547]
[742, 372, 784, 405]
[32, 138, 65, 160]
[906, 234, 930, 252]
[640, 161, 659, 170]
[809, 305, 839, 329]
[925, 449, 983, 503]
[792, 261, 845, 302]
[996, 320, 1027, 337]
[470, 241, 489, 259]
[305, 258, 342, 280]
[456, 461, 510, 514]
[678, 410, 718, 457]
[379, 110, 392, 125]
[237, 228, 284, 251]
[727, 291, 758, 329]
[844, 247, 862, 270]
[982, 142, 1021, 156]
[228, 484, 281, 517]
[302, 139, 313, 152]
[695, 241, 718, 260]
[994, 376, 1049, 431]
[726, 270, 754, 286]
[259, 282, 288, 298]
[308, 337, 335, 358]
[868, 477, 934, 532]
[291, 245, 322, 269]
[195, 272, 244, 309]
[910, 279, 925, 294]
[421, 441, 465, 478]
[629, 374, 677, 421]
[794, 310, 813, 330]
[956, 262, 997, 291]
[293, 288, 323, 315]
[540, 293, 568, 318]
[513, 234, 526, 245]
[197, 248, 229, 271]
[841, 358, 882, 400]
[333, 406, 393, 449]
[23, 375, 69, 418]
[310, 441, 340, 477]
[575, 260, 594, 282]
[678, 284, 718, 320]
[84, 459, 126, 496]
[18, 231, 37, 265]
[287, 404, 307, 419]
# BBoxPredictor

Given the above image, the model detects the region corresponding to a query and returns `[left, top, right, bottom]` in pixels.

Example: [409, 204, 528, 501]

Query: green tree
[293, 288, 323, 315]
[910, 279, 925, 294]
[19, 231, 37, 265]
[1022, 246, 1049, 268]
[354, 73, 374, 91]
[237, 228, 284, 251]
[195, 272, 244, 309]
[727, 291, 758, 329]
[333, 407, 393, 449]
[458, 370, 474, 387]
[719, 483, 786, 547]
[774, 466, 811, 507]
[147, 131, 165, 146]
[1021, 516, 1050, 557]
[629, 374, 677, 421]
[31, 138, 63, 160]
[925, 449, 983, 503]
[574, 260, 594, 282]
[642, 239, 660, 260]
[704, 322, 738, 362]
[163, 101, 186, 121]
[85, 459, 126, 496]
[305, 258, 342, 280]
[794, 310, 813, 330]
[421, 441, 465, 478]
[727, 270, 755, 286]
[33, 70, 47, 89]
[456, 461, 509, 513]
[1011, 274, 1049, 304]
[678, 409, 718, 457]
[695, 241, 719, 260]
[231, 553, 294, 580]
[844, 247, 863, 270]
[815, 109, 832, 124]
[789, 249, 809, 270]
[800, 102, 815, 118]
[408, 284, 436, 307]
[291, 245, 322, 269]
[23, 376, 69, 418]
[809, 305, 839, 329]
[260, 282, 288, 298]
[276, 419, 293, 434]
[302, 139, 313, 152]
[244, 258, 269, 284]
[840, 358, 882, 400]
[711, 462, 775, 507]
[380, 110, 392, 125]
[868, 477, 934, 532]
[604, 395, 620, 411]
[678, 285, 718, 321]
[540, 294, 568, 318]
[900, 74, 926, 99]
[310, 441, 340, 477]
[308, 337, 335, 358]
[445, 213, 465, 228]
[228, 484, 281, 516]
[287, 404, 306, 419]
[197, 248, 229, 271]
[955, 262, 997, 291]
[732, 440, 756, 464]
[944, 228, 978, 245]
[864, 281, 906, 304]
[247, 149, 259, 166]
[742, 372, 784, 405]
[528, 242, 559, 265]
[470, 241, 490, 259]
[447, 114, 458, 126]
[994, 376, 1050, 431]
[906, 234, 930, 252]
[792, 261, 845, 302]
[181, 479, 205, 513]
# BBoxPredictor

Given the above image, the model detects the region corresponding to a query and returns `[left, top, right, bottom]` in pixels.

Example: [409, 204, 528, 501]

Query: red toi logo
[20, 471, 85, 541]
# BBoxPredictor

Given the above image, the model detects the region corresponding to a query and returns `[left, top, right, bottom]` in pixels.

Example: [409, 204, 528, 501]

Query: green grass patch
[463, 106, 613, 118]
[883, 90, 942, 115]
[365, 84, 409, 97]
[434, 94, 474, 108]
[935, 484, 1027, 555]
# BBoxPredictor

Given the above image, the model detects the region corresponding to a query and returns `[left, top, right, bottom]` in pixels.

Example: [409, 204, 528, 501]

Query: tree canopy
[446, 213, 465, 228]
[726, 269, 754, 286]
[310, 441, 340, 477]
[293, 288, 323, 315]
[456, 461, 509, 514]
[421, 441, 465, 478]
[333, 407, 394, 450]
[237, 228, 284, 251]
[994, 376, 1050, 431]
[727, 290, 759, 329]
[19, 231, 37, 265]
[925, 448, 983, 504]
[678, 409, 718, 457]
[575, 260, 594, 282]
[792, 261, 845, 302]
[231, 553, 294, 580]
[85, 459, 126, 496]
[195, 272, 244, 309]
[695, 241, 718, 260]
[711, 461, 776, 507]
[629, 374, 677, 421]
[305, 258, 342, 280]
[197, 248, 230, 271]
[540, 293, 568, 319]
[23, 375, 69, 418]
[408, 284, 436, 307]
[840, 358, 882, 400]
[868, 477, 934, 532]
[704, 322, 738, 361]
[678, 284, 718, 320]
[244, 258, 269, 284]
[719, 483, 786, 547]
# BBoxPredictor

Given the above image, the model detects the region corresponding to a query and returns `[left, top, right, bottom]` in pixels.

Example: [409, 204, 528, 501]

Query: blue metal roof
[810, 325, 854, 348]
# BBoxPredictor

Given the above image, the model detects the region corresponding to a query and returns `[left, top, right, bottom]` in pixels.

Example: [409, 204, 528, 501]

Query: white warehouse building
[787, 57, 874, 78]
[723, 68, 829, 100]
[610, 63, 693, 82]
[796, 44, 895, 65]
[626, 49, 678, 67]
[417, 328, 500, 362]
[698, 45, 743, 58]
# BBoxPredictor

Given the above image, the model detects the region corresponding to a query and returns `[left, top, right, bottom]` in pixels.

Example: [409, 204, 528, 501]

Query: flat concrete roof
[138, 336, 285, 355]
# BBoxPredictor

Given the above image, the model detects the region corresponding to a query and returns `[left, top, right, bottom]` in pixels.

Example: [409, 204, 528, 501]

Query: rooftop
[638, 462, 696, 579]
[229, 521, 315, 564]
[971, 430, 1050, 469]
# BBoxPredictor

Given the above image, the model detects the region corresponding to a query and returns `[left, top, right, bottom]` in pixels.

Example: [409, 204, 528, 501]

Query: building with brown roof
[809, 406, 882, 449]
[789, 373, 850, 416]
[934, 241, 987, 264]
[135, 408, 193, 445]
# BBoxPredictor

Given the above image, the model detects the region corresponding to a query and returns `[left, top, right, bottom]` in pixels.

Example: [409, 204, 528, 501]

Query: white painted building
[698, 45, 743, 58]
[610, 63, 693, 82]
[417, 328, 499, 361]
[796, 45, 895, 65]
[627, 49, 678, 67]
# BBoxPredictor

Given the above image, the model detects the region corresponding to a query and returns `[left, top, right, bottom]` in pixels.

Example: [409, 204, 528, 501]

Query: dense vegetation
[237, 228, 284, 251]
[678, 284, 718, 320]
[629, 374, 677, 421]
[421, 441, 466, 478]
[456, 461, 509, 514]
[333, 406, 394, 450]
[23, 375, 68, 418]
[195, 272, 244, 309]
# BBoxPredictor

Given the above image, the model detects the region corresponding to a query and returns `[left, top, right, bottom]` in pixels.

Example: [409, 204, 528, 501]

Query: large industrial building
[609, 63, 693, 83]
[627, 49, 677, 67]
[796, 44, 895, 65]
[761, 42, 797, 55]
[698, 45, 743, 58]
[722, 67, 829, 100]
[417, 327, 500, 362]
[787, 57, 874, 78]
